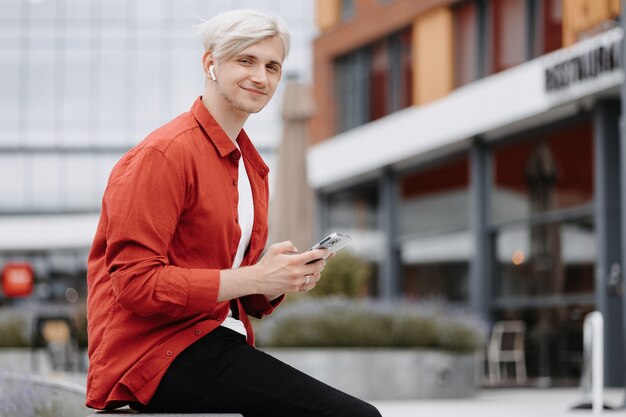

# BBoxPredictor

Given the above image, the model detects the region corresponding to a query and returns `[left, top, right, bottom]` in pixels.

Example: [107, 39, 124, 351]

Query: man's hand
[255, 241, 328, 295]
[218, 241, 329, 302]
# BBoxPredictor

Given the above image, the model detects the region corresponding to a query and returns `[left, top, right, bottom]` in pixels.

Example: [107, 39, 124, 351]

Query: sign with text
[2, 263, 34, 298]
[544, 27, 623, 101]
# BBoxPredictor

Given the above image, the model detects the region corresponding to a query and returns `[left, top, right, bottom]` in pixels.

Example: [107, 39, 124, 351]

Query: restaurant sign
[544, 27, 623, 95]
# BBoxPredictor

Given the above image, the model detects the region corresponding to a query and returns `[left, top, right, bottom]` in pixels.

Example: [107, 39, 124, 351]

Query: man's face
[213, 36, 284, 116]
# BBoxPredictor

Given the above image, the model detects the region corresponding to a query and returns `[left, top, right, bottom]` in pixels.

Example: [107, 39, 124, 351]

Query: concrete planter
[263, 348, 478, 401]
[0, 371, 91, 417]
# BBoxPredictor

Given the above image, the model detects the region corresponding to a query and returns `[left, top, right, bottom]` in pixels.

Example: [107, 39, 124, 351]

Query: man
[86, 9, 381, 417]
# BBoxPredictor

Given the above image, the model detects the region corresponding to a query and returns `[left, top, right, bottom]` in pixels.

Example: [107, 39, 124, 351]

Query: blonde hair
[196, 9, 291, 63]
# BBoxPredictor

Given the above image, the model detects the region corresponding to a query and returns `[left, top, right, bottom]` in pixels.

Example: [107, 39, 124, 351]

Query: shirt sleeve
[240, 294, 285, 319]
[104, 146, 220, 317]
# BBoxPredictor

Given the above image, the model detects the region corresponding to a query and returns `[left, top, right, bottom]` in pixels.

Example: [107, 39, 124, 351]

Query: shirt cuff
[241, 294, 285, 318]
[184, 268, 220, 314]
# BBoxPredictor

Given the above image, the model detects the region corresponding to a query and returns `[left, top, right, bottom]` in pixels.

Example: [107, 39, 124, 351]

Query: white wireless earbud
[209, 65, 216, 81]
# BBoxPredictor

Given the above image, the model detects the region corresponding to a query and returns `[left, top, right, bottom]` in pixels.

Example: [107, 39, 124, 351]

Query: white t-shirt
[220, 142, 254, 337]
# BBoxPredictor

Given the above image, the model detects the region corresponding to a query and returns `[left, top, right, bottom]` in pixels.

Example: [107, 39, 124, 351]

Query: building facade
[0, 1, 315, 313]
[309, 0, 624, 386]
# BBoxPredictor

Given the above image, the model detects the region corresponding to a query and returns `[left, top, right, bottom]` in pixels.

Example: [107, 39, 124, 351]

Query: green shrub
[0, 315, 29, 347]
[309, 252, 371, 298]
[255, 297, 487, 353]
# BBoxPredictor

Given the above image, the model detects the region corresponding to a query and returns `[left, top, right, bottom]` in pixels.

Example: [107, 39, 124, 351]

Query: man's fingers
[271, 240, 298, 254]
[301, 248, 329, 264]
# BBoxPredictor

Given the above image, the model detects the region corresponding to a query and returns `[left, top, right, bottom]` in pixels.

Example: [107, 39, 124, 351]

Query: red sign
[2, 263, 34, 298]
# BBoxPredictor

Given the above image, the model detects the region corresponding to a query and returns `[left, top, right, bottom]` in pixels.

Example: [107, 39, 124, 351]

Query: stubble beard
[217, 83, 267, 115]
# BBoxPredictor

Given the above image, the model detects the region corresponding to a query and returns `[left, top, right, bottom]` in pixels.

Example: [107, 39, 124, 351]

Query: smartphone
[306, 232, 352, 263]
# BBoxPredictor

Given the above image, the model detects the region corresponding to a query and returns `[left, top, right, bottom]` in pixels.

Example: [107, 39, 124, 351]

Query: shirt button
[232, 152, 240, 160]
[235, 217, 239, 224]
[166, 351, 173, 357]
[233, 179, 237, 186]
[194, 329, 201, 336]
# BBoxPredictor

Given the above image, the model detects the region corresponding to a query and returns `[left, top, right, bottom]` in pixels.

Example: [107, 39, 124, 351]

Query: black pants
[132, 327, 382, 417]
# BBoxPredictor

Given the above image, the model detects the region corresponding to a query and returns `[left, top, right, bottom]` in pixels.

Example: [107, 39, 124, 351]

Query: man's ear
[201, 51, 215, 79]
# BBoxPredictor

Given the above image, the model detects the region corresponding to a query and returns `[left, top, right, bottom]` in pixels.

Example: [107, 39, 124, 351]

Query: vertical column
[597, 100, 625, 387]
[620, 0, 626, 399]
[469, 138, 491, 319]
[378, 169, 400, 300]
[315, 191, 329, 240]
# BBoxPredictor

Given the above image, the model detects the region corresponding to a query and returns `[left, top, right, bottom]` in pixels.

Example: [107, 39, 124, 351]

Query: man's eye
[240, 59, 252, 64]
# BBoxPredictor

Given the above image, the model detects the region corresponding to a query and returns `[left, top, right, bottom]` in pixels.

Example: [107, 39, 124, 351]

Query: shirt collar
[191, 97, 269, 178]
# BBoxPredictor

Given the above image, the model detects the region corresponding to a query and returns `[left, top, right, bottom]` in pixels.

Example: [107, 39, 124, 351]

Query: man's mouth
[241, 86, 267, 96]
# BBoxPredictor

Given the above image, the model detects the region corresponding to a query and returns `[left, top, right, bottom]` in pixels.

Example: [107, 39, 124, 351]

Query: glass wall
[397, 157, 471, 303]
[0, 0, 316, 214]
[0, 0, 316, 304]
[534, 0, 563, 56]
[494, 218, 595, 301]
[492, 121, 593, 224]
[325, 182, 382, 295]
[453, 0, 564, 87]
[490, 119, 595, 382]
[491, 0, 528, 72]
[453, 0, 480, 87]
[335, 27, 412, 133]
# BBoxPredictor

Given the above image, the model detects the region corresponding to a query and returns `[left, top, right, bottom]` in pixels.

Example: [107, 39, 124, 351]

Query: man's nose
[250, 65, 269, 85]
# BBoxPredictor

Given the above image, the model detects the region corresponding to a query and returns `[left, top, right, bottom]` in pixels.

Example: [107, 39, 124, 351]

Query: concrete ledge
[263, 348, 478, 400]
[0, 371, 91, 417]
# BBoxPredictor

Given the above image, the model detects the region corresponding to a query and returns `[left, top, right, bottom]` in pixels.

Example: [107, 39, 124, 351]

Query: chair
[487, 320, 527, 384]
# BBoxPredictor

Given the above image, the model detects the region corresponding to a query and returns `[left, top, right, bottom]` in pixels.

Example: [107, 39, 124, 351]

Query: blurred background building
[308, 0, 624, 387]
[2, 0, 626, 392]
[0, 0, 315, 340]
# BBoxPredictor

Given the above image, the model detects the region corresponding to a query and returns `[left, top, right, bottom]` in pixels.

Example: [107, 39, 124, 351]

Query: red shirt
[86, 97, 282, 410]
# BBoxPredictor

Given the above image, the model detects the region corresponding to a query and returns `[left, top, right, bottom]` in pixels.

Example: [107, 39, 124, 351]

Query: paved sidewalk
[372, 387, 626, 417]
[10, 371, 626, 417]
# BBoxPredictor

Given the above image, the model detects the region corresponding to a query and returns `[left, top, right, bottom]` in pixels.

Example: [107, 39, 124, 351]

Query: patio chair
[487, 320, 527, 384]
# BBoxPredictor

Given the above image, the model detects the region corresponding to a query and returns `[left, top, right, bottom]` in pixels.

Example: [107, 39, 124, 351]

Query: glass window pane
[399, 27, 413, 109]
[171, 45, 204, 112]
[96, 154, 124, 192]
[542, 0, 563, 54]
[492, 0, 527, 73]
[0, 1, 22, 20]
[0, 49, 20, 123]
[494, 217, 595, 299]
[26, 48, 56, 123]
[26, 0, 58, 21]
[98, 47, 129, 123]
[98, 0, 131, 23]
[132, 46, 162, 124]
[492, 121, 593, 223]
[0, 154, 27, 209]
[326, 183, 382, 296]
[334, 49, 369, 133]
[62, 0, 92, 22]
[369, 39, 389, 121]
[401, 230, 470, 303]
[31, 154, 62, 209]
[454, 0, 478, 86]
[0, 121, 20, 145]
[62, 49, 92, 134]
[398, 157, 470, 236]
[65, 154, 99, 209]
[134, 0, 166, 21]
